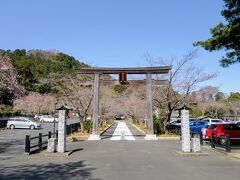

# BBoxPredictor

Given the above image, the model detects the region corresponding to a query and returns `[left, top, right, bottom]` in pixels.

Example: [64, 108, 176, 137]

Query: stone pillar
[181, 110, 191, 152]
[88, 73, 101, 140]
[57, 110, 67, 153]
[47, 138, 57, 153]
[144, 73, 158, 140]
[191, 138, 201, 152]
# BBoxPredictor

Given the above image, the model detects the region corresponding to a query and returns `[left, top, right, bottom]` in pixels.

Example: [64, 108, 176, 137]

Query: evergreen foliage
[191, 108, 203, 118]
[0, 49, 88, 93]
[194, 0, 240, 67]
[228, 92, 240, 101]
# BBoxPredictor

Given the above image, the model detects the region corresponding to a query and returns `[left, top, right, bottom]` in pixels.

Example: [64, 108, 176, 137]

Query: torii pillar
[144, 73, 158, 140]
[88, 73, 101, 140]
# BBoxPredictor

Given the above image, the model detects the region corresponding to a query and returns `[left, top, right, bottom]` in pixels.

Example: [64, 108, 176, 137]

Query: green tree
[194, 0, 240, 67]
[215, 92, 225, 101]
[191, 108, 202, 118]
[204, 106, 217, 118]
[217, 107, 226, 119]
[228, 92, 240, 101]
[204, 106, 226, 119]
[0, 49, 88, 93]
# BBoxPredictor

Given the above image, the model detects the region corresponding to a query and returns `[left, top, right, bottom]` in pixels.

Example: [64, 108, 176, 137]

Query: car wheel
[10, 124, 15, 129]
[219, 137, 226, 145]
[30, 125, 35, 130]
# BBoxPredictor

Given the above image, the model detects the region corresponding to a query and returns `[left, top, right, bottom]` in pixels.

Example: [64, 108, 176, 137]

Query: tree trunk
[78, 112, 84, 133]
[163, 103, 173, 134]
[163, 114, 171, 134]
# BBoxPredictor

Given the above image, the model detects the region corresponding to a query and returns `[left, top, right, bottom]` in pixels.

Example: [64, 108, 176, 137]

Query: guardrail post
[25, 135, 30, 154]
[73, 124, 76, 132]
[191, 132, 194, 138]
[56, 130, 58, 139]
[199, 131, 203, 145]
[210, 133, 215, 148]
[39, 133, 42, 150]
[70, 124, 73, 134]
[225, 135, 231, 153]
[66, 125, 69, 135]
[48, 131, 51, 139]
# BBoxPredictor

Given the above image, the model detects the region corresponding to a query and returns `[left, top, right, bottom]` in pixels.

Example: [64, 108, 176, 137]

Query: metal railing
[25, 122, 80, 154]
[210, 133, 240, 153]
[25, 131, 58, 155]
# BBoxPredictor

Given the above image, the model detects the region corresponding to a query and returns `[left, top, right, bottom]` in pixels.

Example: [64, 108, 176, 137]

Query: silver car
[7, 117, 41, 130]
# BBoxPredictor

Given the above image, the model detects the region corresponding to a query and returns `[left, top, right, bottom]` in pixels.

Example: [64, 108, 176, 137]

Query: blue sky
[0, 0, 239, 93]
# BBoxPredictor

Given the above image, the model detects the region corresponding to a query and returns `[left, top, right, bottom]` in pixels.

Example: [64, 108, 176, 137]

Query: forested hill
[0, 49, 88, 93]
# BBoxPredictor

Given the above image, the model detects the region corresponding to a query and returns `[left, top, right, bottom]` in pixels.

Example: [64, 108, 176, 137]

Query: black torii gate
[77, 66, 171, 140]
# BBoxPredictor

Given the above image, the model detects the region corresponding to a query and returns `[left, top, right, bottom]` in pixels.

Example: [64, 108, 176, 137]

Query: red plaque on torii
[119, 72, 128, 84]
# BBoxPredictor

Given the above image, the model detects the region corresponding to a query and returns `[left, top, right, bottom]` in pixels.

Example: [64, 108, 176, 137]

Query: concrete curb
[211, 148, 240, 160]
[100, 122, 115, 135]
[176, 151, 209, 156]
[158, 137, 180, 140]
[127, 121, 146, 134]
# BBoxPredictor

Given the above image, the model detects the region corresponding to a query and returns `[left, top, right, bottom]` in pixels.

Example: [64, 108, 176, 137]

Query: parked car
[212, 123, 240, 145]
[202, 118, 224, 125]
[234, 121, 240, 125]
[202, 124, 218, 140]
[190, 121, 208, 134]
[115, 115, 126, 120]
[7, 117, 41, 130]
[170, 118, 181, 126]
[34, 114, 44, 119]
[39, 115, 58, 123]
[170, 118, 196, 126]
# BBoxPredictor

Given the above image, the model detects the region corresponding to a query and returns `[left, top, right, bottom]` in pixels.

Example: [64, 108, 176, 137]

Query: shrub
[113, 85, 128, 94]
[153, 114, 163, 134]
[84, 120, 92, 133]
[0, 108, 21, 117]
[40, 110, 49, 115]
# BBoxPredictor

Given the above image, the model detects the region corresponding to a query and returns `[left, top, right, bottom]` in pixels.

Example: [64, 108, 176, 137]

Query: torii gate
[77, 66, 171, 140]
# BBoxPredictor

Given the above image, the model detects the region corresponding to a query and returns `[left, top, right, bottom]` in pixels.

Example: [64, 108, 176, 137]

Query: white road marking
[110, 121, 135, 140]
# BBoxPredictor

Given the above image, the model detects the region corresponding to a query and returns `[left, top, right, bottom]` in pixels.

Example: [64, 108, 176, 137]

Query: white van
[202, 118, 224, 125]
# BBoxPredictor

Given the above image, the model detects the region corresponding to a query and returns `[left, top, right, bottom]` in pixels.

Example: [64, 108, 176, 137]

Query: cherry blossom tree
[0, 54, 24, 98]
[50, 74, 93, 132]
[14, 92, 56, 115]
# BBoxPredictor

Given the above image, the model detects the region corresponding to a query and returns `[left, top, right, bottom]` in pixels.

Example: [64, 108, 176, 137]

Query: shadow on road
[0, 139, 23, 154]
[0, 160, 98, 180]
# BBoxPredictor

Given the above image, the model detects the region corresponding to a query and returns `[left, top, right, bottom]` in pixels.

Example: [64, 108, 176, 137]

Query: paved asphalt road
[0, 120, 240, 180]
[0, 140, 240, 180]
[0, 118, 79, 159]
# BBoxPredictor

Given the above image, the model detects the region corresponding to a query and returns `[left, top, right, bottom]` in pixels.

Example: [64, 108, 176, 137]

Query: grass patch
[157, 134, 179, 137]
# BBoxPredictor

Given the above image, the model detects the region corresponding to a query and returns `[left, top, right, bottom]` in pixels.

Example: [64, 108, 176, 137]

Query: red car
[212, 123, 240, 145]
[203, 124, 218, 140]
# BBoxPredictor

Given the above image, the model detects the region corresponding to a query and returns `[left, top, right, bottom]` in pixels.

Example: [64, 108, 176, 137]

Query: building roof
[175, 104, 192, 111]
